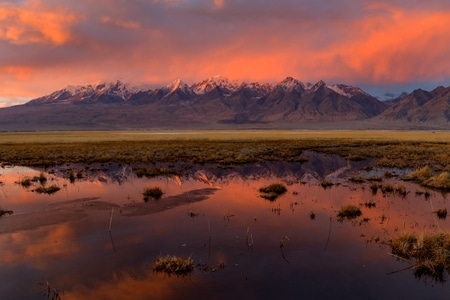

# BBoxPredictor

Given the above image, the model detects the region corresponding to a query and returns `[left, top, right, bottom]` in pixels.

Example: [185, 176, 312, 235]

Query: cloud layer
[1, 0, 450, 104]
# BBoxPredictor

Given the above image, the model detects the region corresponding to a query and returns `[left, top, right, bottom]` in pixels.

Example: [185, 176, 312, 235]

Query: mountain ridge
[0, 76, 449, 131]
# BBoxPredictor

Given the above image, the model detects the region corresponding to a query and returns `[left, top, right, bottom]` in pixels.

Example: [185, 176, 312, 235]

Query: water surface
[0, 154, 449, 299]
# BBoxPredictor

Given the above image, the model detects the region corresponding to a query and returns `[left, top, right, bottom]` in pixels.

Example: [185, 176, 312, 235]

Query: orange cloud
[309, 6, 450, 83]
[214, 0, 225, 9]
[0, 224, 80, 268]
[0, 0, 76, 45]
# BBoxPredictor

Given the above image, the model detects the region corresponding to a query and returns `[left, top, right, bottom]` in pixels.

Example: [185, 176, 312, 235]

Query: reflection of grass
[337, 205, 362, 221]
[391, 232, 450, 282]
[17, 177, 33, 188]
[0, 207, 13, 217]
[152, 255, 194, 276]
[143, 187, 163, 201]
[435, 208, 448, 219]
[320, 179, 334, 189]
[259, 183, 287, 201]
[35, 185, 60, 194]
[135, 167, 179, 178]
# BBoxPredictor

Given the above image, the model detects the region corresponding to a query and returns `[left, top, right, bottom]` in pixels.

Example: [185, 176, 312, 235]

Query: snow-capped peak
[165, 78, 188, 94]
[191, 75, 240, 94]
[327, 84, 370, 98]
[277, 77, 307, 92]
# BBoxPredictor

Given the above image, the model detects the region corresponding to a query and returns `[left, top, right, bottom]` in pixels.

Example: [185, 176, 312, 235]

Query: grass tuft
[152, 255, 194, 276]
[259, 183, 287, 201]
[404, 166, 433, 182]
[391, 232, 450, 282]
[337, 205, 362, 221]
[423, 172, 450, 191]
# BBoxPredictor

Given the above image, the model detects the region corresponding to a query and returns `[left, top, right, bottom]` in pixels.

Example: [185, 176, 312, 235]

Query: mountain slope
[375, 86, 450, 124]
[3, 76, 448, 130]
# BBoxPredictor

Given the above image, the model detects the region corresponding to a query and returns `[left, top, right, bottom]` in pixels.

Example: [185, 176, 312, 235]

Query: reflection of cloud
[64, 272, 176, 300]
[0, 224, 80, 268]
[214, 0, 225, 9]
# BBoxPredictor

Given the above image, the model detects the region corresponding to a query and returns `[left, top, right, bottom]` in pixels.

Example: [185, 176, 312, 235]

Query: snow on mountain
[242, 82, 274, 96]
[28, 76, 376, 106]
[327, 84, 371, 98]
[164, 78, 191, 95]
[191, 75, 241, 95]
[308, 80, 326, 93]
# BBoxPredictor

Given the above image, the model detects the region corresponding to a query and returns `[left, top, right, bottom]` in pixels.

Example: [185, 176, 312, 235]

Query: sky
[1, 0, 450, 107]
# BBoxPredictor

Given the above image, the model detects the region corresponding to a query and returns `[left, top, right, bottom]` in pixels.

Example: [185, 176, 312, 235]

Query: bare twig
[324, 217, 332, 250]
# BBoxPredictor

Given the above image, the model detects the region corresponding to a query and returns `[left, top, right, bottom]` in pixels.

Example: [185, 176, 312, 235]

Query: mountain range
[0, 76, 449, 130]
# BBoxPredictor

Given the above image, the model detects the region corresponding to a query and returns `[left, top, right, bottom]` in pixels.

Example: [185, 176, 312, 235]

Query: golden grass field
[1, 130, 450, 143]
[0, 130, 449, 170]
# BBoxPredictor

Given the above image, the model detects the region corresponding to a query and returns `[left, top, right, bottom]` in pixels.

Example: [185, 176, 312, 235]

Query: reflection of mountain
[46, 151, 372, 185]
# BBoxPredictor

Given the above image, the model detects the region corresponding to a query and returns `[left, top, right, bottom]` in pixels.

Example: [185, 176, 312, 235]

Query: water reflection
[0, 155, 450, 299]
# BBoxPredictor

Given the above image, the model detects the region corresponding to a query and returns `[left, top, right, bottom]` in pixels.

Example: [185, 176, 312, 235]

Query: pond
[0, 152, 449, 299]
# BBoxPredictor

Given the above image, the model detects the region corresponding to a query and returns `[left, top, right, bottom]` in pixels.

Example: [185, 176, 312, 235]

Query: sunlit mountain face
[1, 76, 449, 130]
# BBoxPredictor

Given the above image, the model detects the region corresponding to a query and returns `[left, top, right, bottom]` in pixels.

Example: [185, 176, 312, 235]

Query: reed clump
[143, 187, 164, 201]
[152, 255, 194, 276]
[391, 232, 450, 282]
[259, 183, 287, 201]
[337, 205, 362, 221]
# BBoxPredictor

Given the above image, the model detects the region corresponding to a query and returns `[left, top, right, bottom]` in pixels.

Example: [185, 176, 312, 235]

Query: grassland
[0, 130, 449, 170]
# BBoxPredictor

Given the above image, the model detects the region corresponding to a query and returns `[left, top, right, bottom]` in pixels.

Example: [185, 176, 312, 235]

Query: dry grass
[259, 183, 287, 201]
[337, 205, 362, 221]
[404, 166, 434, 182]
[405, 167, 450, 191]
[1, 130, 450, 169]
[152, 255, 194, 276]
[423, 172, 450, 191]
[391, 232, 450, 282]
